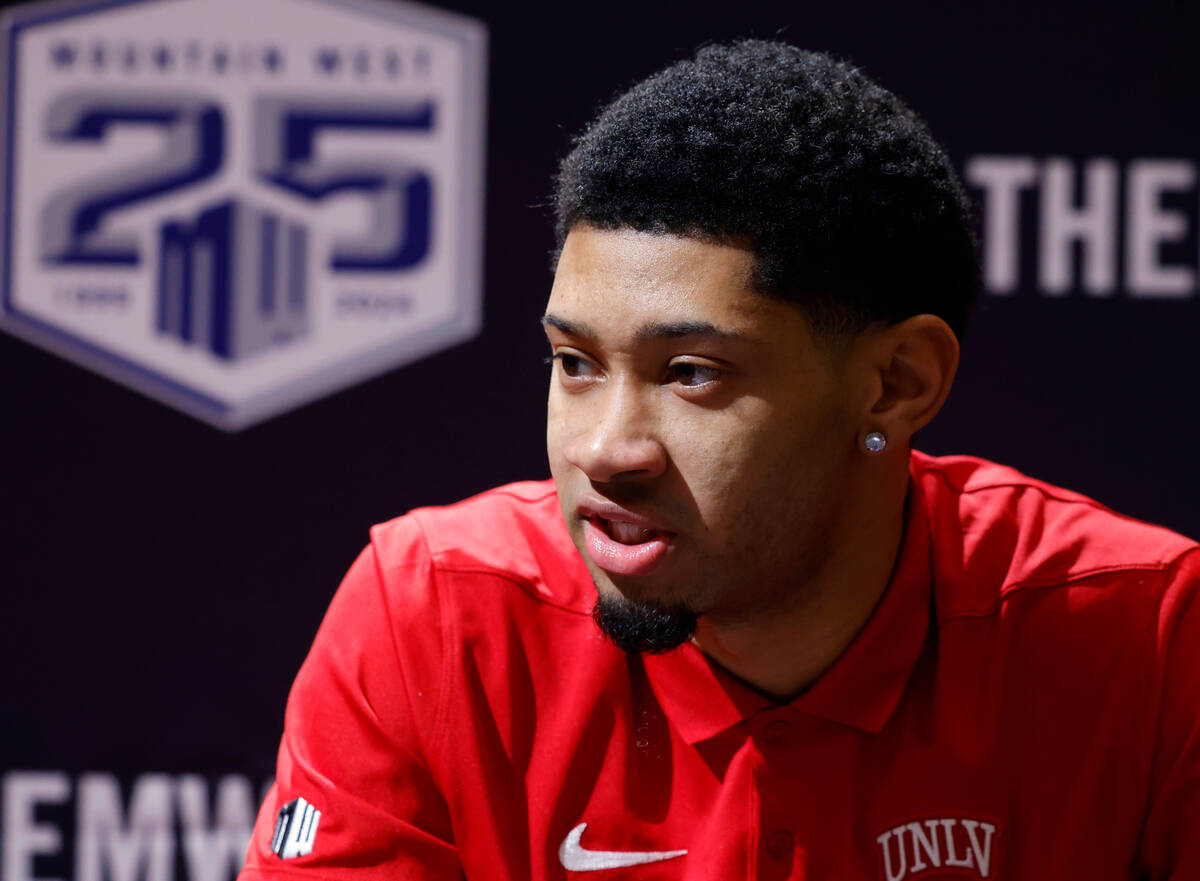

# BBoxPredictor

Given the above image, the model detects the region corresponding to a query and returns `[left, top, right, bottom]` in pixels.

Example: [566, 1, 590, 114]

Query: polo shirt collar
[644, 472, 933, 742]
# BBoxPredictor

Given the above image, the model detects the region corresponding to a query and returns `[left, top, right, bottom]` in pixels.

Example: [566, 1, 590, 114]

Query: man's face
[545, 226, 862, 641]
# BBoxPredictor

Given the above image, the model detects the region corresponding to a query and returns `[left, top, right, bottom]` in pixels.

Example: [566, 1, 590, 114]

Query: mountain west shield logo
[0, 0, 486, 429]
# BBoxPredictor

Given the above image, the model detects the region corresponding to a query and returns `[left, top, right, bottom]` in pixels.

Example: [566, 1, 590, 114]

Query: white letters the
[2, 772, 70, 881]
[1126, 159, 1196, 297]
[1039, 157, 1118, 295]
[75, 774, 173, 881]
[966, 156, 1038, 294]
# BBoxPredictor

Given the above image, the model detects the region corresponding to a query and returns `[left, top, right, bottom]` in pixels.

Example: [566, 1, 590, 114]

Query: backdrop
[3, 1, 1197, 879]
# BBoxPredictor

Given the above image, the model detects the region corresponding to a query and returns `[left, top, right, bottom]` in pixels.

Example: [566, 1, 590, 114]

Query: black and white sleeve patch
[270, 797, 321, 859]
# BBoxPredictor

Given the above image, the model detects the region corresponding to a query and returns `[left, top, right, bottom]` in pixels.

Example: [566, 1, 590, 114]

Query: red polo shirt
[240, 452, 1200, 880]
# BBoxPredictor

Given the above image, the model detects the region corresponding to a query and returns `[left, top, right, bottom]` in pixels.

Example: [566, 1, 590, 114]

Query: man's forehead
[546, 226, 772, 334]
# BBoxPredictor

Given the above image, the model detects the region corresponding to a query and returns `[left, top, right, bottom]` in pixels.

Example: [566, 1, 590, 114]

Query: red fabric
[240, 453, 1200, 880]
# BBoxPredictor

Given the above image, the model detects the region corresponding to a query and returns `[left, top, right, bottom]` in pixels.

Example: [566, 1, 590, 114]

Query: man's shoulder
[366, 479, 593, 614]
[911, 451, 1200, 620]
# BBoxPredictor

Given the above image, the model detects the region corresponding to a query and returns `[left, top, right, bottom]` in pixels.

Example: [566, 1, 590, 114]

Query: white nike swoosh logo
[558, 822, 688, 872]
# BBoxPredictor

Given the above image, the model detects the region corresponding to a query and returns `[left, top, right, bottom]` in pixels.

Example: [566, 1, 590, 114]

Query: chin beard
[592, 593, 698, 655]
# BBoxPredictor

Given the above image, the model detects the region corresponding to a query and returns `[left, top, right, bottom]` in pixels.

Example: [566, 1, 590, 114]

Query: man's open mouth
[581, 515, 673, 576]
[595, 517, 663, 545]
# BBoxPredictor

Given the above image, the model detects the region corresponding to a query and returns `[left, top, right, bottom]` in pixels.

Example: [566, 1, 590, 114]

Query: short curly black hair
[554, 40, 979, 339]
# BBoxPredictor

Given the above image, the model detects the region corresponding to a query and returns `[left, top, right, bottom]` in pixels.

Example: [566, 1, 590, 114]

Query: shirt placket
[749, 708, 806, 881]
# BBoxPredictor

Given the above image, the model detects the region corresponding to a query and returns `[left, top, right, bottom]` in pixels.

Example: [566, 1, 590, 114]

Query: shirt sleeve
[239, 517, 462, 880]
[1135, 547, 1200, 879]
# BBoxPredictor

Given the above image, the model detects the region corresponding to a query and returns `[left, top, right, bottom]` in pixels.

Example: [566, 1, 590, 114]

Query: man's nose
[563, 379, 667, 483]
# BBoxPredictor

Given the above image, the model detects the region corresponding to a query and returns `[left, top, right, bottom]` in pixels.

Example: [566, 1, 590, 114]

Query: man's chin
[591, 592, 698, 655]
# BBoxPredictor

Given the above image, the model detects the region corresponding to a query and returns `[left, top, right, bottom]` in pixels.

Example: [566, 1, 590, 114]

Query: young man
[240, 42, 1199, 880]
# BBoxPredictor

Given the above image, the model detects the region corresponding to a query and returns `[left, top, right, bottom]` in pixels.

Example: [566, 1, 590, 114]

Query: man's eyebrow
[633, 321, 748, 343]
[541, 314, 747, 343]
[541, 313, 595, 338]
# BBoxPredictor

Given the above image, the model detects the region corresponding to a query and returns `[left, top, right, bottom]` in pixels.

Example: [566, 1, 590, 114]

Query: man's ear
[855, 314, 960, 446]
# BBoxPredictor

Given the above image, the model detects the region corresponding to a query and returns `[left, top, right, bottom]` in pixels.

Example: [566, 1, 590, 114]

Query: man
[239, 41, 1199, 880]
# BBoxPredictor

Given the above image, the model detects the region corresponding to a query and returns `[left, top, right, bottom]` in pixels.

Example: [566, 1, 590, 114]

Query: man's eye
[550, 352, 594, 378]
[669, 362, 720, 387]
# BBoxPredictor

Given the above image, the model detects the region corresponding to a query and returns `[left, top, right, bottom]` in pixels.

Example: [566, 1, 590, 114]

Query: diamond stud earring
[864, 431, 887, 453]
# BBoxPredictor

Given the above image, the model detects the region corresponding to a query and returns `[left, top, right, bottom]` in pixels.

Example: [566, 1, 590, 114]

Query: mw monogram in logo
[875, 817, 998, 881]
[1, 0, 486, 429]
[271, 796, 321, 859]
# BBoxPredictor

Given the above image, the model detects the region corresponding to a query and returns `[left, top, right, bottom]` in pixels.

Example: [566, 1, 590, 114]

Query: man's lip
[574, 497, 676, 576]
[582, 519, 672, 576]
[575, 498, 674, 534]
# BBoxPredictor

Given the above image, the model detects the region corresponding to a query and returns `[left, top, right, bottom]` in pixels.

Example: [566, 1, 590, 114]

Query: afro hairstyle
[553, 40, 980, 339]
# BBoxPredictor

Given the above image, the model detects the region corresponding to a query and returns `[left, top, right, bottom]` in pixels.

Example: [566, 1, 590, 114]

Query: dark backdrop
[3, 0, 1197, 875]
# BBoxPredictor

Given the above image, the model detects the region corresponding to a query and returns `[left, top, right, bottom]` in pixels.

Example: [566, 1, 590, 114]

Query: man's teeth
[607, 519, 655, 544]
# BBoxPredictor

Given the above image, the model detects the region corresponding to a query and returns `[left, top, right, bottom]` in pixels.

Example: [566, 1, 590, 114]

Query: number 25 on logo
[39, 90, 435, 360]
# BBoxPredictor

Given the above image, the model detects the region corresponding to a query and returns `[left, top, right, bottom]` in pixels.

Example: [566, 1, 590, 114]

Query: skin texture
[545, 225, 959, 699]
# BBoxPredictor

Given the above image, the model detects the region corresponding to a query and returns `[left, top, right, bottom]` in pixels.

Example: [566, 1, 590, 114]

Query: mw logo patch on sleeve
[270, 796, 320, 859]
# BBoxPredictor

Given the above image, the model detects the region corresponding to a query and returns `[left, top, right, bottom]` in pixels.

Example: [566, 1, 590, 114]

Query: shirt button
[763, 719, 792, 747]
[765, 829, 794, 860]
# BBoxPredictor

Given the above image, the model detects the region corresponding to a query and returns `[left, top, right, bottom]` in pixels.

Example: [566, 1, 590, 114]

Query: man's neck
[690, 459, 911, 702]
